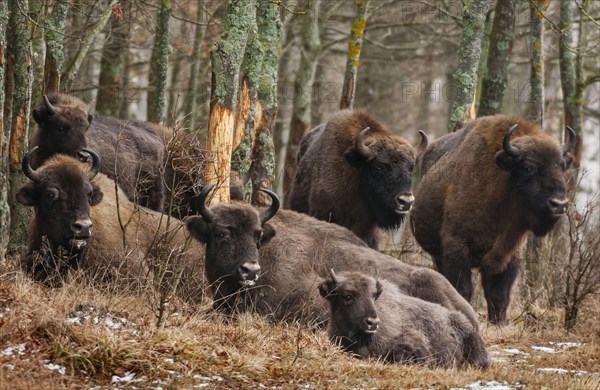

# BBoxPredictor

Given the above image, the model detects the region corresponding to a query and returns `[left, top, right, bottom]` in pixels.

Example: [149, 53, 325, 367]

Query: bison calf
[320, 270, 489, 368]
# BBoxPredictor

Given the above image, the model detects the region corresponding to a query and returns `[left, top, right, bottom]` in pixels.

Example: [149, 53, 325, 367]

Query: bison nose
[396, 193, 415, 212]
[364, 316, 380, 333]
[547, 198, 568, 215]
[239, 261, 261, 283]
[71, 218, 93, 237]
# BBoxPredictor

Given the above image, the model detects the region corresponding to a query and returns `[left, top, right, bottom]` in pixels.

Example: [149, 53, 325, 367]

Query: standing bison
[411, 115, 575, 324]
[286, 110, 427, 248]
[186, 185, 478, 328]
[17, 147, 205, 301]
[319, 270, 489, 368]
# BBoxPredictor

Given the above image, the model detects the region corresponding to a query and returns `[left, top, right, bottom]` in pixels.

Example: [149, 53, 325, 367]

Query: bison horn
[22, 146, 41, 183]
[562, 126, 576, 155]
[355, 127, 375, 161]
[197, 183, 217, 223]
[80, 148, 101, 180]
[417, 130, 428, 152]
[502, 124, 520, 157]
[43, 95, 57, 116]
[329, 268, 339, 285]
[258, 188, 280, 224]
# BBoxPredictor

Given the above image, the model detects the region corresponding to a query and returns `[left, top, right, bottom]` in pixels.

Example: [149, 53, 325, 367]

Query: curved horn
[22, 146, 41, 183]
[258, 189, 280, 224]
[562, 126, 576, 155]
[81, 148, 100, 180]
[355, 127, 374, 160]
[417, 130, 429, 152]
[502, 124, 520, 157]
[329, 268, 339, 285]
[198, 183, 217, 223]
[43, 95, 57, 115]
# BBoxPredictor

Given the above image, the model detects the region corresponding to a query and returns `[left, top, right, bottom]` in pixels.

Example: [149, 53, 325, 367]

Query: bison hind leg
[449, 312, 489, 369]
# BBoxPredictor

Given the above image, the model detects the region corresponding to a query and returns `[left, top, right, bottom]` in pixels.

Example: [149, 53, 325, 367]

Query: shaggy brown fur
[320, 271, 489, 368]
[17, 154, 206, 301]
[187, 201, 478, 328]
[286, 110, 424, 249]
[411, 115, 574, 324]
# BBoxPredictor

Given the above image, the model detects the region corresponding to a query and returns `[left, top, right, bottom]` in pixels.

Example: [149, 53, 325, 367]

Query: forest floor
[0, 266, 599, 390]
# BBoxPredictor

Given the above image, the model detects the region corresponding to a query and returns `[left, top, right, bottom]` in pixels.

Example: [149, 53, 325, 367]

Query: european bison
[186, 185, 479, 328]
[411, 115, 576, 324]
[286, 110, 427, 248]
[319, 270, 489, 368]
[16, 147, 205, 300]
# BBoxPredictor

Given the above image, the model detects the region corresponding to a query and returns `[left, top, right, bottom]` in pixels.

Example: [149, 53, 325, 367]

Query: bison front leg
[481, 256, 520, 324]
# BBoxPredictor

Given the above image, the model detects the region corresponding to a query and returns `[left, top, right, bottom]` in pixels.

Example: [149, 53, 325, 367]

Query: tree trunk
[528, 0, 548, 123]
[7, 0, 34, 255]
[204, 0, 255, 205]
[42, 0, 68, 94]
[339, 0, 369, 110]
[447, 0, 492, 132]
[62, 0, 118, 90]
[186, 0, 207, 132]
[30, 0, 47, 108]
[0, 2, 9, 260]
[249, 0, 283, 206]
[96, 2, 129, 116]
[478, 0, 516, 116]
[147, 1, 172, 124]
[283, 0, 321, 193]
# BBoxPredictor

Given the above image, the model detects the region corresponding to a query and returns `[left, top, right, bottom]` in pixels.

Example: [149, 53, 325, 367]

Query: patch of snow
[502, 348, 528, 356]
[538, 368, 589, 375]
[531, 346, 558, 353]
[112, 371, 145, 384]
[5, 364, 14, 370]
[2, 343, 26, 356]
[452, 381, 515, 390]
[549, 342, 582, 349]
[164, 357, 174, 364]
[45, 363, 66, 375]
[193, 374, 223, 382]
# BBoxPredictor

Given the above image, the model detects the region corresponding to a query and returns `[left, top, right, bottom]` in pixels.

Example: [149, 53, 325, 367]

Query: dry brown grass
[1, 256, 599, 390]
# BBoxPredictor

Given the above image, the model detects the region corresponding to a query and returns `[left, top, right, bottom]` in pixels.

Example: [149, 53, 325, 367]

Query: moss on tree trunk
[340, 0, 369, 110]
[528, 0, 548, 123]
[147, 1, 172, 124]
[0, 2, 9, 260]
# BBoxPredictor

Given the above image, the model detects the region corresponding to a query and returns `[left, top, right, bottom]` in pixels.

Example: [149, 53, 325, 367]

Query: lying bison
[186, 185, 478, 328]
[17, 147, 205, 300]
[319, 270, 489, 368]
[286, 110, 427, 248]
[411, 115, 575, 324]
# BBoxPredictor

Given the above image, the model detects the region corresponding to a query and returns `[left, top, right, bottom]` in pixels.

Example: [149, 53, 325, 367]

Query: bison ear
[494, 151, 514, 171]
[32, 108, 44, 125]
[344, 146, 361, 164]
[90, 184, 104, 206]
[186, 216, 210, 243]
[16, 183, 39, 206]
[260, 223, 276, 245]
[87, 113, 94, 126]
[318, 279, 337, 298]
[375, 280, 383, 300]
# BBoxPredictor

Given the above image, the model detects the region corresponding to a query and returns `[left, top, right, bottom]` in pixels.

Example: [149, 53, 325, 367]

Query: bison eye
[217, 232, 225, 239]
[343, 294, 353, 303]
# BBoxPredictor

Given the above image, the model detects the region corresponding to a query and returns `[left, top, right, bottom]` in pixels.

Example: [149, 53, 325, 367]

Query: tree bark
[186, 0, 207, 132]
[62, 0, 118, 90]
[478, 0, 516, 116]
[249, 0, 283, 205]
[339, 0, 369, 110]
[528, 0, 548, 123]
[283, 0, 321, 193]
[0, 2, 9, 260]
[447, 0, 492, 132]
[42, 0, 68, 94]
[204, 0, 255, 205]
[7, 0, 34, 255]
[147, 0, 172, 124]
[96, 2, 129, 116]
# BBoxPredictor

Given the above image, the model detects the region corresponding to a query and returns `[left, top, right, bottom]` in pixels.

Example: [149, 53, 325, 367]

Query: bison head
[345, 127, 427, 229]
[320, 269, 382, 338]
[186, 184, 279, 301]
[495, 124, 575, 236]
[16, 147, 103, 250]
[32, 94, 93, 162]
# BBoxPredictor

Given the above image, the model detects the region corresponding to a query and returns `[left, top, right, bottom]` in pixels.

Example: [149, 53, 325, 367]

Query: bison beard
[411, 115, 575, 324]
[286, 110, 426, 249]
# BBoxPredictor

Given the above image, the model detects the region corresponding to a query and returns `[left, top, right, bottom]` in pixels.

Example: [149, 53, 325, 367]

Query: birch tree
[448, 0, 491, 131]
[340, 0, 370, 110]
[147, 1, 172, 124]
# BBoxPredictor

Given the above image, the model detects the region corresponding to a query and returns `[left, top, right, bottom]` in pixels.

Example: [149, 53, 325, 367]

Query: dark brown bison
[186, 185, 479, 328]
[16, 147, 205, 300]
[319, 270, 489, 368]
[411, 115, 576, 324]
[286, 110, 427, 248]
[31, 94, 166, 211]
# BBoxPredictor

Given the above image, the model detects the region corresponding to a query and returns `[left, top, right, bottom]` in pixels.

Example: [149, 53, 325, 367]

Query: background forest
[0, 0, 599, 388]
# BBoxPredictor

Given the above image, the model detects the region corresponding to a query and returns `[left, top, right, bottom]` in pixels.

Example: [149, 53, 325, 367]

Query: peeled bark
[340, 0, 370, 110]
[147, 1, 172, 124]
[528, 0, 548, 123]
[448, 0, 492, 131]
[478, 0, 516, 116]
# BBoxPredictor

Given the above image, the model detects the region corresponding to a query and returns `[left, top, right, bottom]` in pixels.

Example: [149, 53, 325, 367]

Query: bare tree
[528, 0, 548, 123]
[340, 0, 370, 110]
[42, 0, 69, 94]
[0, 2, 9, 260]
[186, 0, 208, 132]
[147, 1, 172, 124]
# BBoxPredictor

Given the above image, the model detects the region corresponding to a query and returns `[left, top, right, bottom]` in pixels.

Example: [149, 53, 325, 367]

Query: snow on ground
[452, 381, 518, 390]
